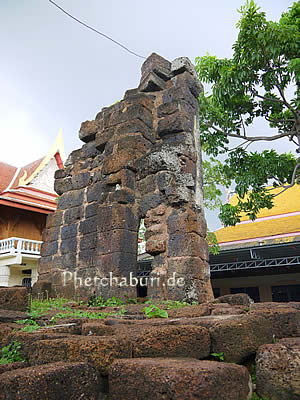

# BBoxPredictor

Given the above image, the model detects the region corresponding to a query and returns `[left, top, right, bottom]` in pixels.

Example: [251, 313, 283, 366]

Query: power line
[48, 0, 146, 59]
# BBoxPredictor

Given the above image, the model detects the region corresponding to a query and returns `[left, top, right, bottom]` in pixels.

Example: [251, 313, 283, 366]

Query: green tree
[195, 0, 300, 226]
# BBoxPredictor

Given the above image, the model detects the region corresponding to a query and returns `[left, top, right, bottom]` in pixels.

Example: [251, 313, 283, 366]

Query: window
[212, 288, 220, 298]
[22, 277, 32, 288]
[231, 287, 260, 302]
[272, 285, 300, 302]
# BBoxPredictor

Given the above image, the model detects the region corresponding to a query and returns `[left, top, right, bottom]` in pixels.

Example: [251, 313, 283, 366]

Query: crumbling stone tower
[38, 53, 214, 302]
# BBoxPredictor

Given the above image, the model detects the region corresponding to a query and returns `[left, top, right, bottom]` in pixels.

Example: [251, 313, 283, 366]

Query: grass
[0, 341, 26, 365]
[15, 296, 128, 331]
[15, 296, 198, 331]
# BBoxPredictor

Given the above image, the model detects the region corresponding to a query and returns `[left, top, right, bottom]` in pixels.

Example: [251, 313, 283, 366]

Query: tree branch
[255, 93, 283, 103]
[275, 85, 299, 120]
[225, 131, 292, 142]
[209, 124, 294, 142]
[271, 161, 300, 197]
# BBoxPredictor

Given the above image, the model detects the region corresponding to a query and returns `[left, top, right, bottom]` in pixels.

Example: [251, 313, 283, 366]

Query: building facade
[210, 185, 300, 302]
[0, 132, 65, 287]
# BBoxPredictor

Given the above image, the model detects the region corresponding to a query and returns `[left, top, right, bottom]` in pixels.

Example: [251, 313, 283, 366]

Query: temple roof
[215, 184, 300, 248]
[0, 162, 17, 193]
[0, 131, 65, 214]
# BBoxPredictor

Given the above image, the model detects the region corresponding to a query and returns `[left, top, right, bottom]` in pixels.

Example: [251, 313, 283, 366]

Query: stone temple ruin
[38, 53, 214, 302]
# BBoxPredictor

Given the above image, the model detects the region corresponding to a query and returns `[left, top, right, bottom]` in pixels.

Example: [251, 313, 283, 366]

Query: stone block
[163, 84, 199, 109]
[108, 189, 135, 204]
[64, 149, 82, 168]
[102, 150, 134, 175]
[116, 134, 152, 154]
[79, 217, 97, 234]
[71, 172, 90, 190]
[0, 361, 29, 375]
[171, 56, 198, 77]
[172, 70, 203, 98]
[139, 193, 163, 217]
[53, 253, 76, 269]
[54, 169, 66, 179]
[29, 336, 132, 375]
[114, 119, 154, 142]
[0, 362, 101, 400]
[141, 52, 171, 81]
[211, 303, 248, 316]
[167, 207, 207, 237]
[82, 322, 114, 336]
[57, 189, 84, 210]
[39, 255, 55, 274]
[122, 168, 136, 190]
[213, 293, 253, 307]
[97, 204, 139, 232]
[157, 100, 180, 117]
[167, 257, 208, 278]
[0, 324, 16, 347]
[144, 223, 165, 240]
[256, 338, 300, 400]
[168, 232, 208, 258]
[109, 358, 251, 400]
[40, 240, 58, 257]
[97, 229, 137, 255]
[0, 287, 29, 311]
[109, 103, 153, 129]
[158, 112, 193, 137]
[134, 146, 181, 180]
[209, 313, 274, 363]
[80, 232, 97, 250]
[54, 177, 72, 195]
[123, 91, 155, 111]
[139, 71, 166, 92]
[86, 182, 108, 203]
[81, 141, 99, 159]
[42, 226, 60, 243]
[79, 119, 99, 143]
[95, 126, 115, 152]
[137, 175, 157, 195]
[61, 224, 78, 240]
[96, 252, 137, 278]
[85, 202, 98, 218]
[132, 324, 210, 359]
[146, 237, 166, 254]
[60, 237, 77, 255]
[78, 249, 97, 267]
[64, 206, 83, 224]
[46, 210, 64, 228]
[251, 303, 300, 338]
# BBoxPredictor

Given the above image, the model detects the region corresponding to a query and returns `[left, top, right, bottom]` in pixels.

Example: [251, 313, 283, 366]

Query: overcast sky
[0, 0, 294, 229]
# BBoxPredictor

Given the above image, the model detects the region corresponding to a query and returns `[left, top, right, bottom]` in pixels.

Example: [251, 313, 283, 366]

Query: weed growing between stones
[163, 300, 198, 309]
[0, 341, 26, 365]
[143, 305, 168, 318]
[250, 363, 256, 384]
[209, 352, 224, 361]
[250, 394, 269, 400]
[53, 308, 126, 320]
[88, 296, 125, 307]
[29, 296, 71, 318]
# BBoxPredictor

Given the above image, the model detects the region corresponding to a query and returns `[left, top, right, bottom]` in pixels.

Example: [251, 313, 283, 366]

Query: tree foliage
[195, 0, 300, 226]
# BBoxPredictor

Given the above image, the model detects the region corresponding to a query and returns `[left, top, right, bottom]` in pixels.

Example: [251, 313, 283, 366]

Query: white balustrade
[0, 237, 42, 256]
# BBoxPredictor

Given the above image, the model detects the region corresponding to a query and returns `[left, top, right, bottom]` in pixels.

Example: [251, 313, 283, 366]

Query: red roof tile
[0, 162, 18, 192]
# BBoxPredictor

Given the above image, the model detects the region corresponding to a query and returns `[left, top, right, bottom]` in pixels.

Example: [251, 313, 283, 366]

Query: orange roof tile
[10, 158, 44, 189]
[0, 162, 17, 192]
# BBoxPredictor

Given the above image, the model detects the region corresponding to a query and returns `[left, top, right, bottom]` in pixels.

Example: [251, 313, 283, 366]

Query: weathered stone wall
[38, 53, 213, 302]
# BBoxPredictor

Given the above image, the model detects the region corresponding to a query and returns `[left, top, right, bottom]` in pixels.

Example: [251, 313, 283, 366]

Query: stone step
[109, 357, 252, 400]
[0, 361, 102, 400]
[256, 337, 300, 400]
